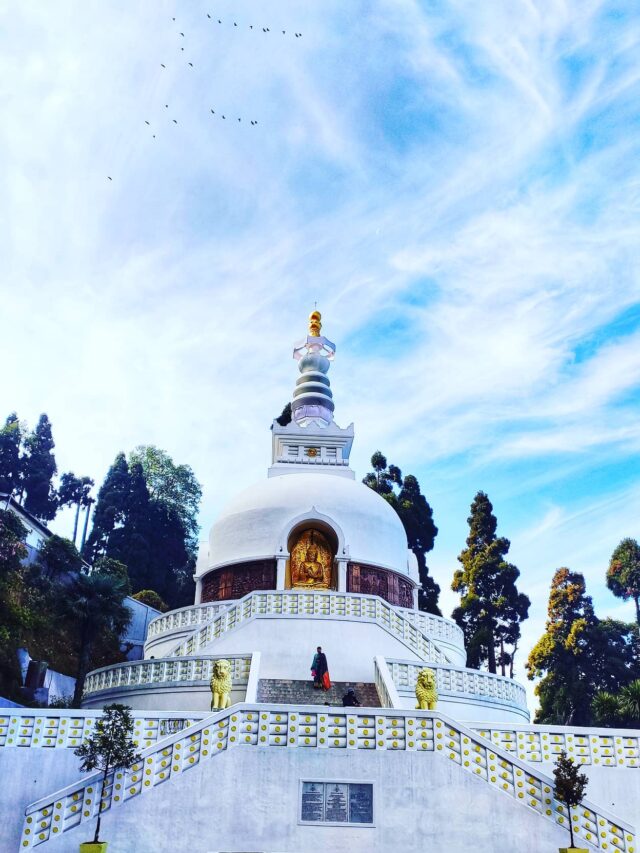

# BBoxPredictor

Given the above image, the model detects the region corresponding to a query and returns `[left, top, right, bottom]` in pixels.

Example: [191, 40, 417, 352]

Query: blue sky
[2, 1, 640, 702]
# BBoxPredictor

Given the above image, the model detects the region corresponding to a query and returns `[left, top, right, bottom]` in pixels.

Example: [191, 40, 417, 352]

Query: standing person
[311, 646, 329, 690]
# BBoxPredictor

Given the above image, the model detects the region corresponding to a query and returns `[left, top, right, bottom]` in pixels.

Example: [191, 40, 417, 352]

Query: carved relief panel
[201, 560, 277, 602]
[347, 563, 415, 608]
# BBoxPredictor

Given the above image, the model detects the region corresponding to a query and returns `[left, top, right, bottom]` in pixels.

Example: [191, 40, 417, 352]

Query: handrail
[0, 709, 205, 750]
[146, 594, 465, 649]
[20, 704, 635, 850]
[146, 601, 230, 639]
[167, 590, 451, 665]
[386, 658, 528, 712]
[374, 656, 402, 708]
[83, 654, 252, 698]
[472, 722, 640, 769]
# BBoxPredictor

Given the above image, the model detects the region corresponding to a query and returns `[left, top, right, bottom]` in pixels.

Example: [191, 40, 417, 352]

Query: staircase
[20, 704, 636, 851]
[257, 678, 381, 707]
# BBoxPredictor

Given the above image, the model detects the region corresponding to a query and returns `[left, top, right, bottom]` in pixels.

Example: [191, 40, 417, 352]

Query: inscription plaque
[324, 783, 348, 823]
[300, 782, 325, 823]
[349, 783, 374, 824]
[300, 781, 374, 826]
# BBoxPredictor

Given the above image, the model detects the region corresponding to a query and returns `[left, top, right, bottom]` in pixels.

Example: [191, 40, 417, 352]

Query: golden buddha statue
[291, 529, 333, 589]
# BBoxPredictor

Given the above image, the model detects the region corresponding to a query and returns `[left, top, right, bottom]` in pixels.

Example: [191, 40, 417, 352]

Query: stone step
[257, 679, 381, 707]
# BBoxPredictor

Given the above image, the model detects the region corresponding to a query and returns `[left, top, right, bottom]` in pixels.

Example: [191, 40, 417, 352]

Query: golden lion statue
[415, 667, 438, 711]
[210, 659, 232, 711]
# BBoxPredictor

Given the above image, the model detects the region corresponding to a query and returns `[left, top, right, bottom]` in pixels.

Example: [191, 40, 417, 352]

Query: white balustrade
[0, 709, 206, 750]
[20, 704, 636, 851]
[473, 723, 640, 769]
[169, 590, 450, 665]
[386, 659, 528, 712]
[146, 602, 230, 639]
[82, 654, 252, 698]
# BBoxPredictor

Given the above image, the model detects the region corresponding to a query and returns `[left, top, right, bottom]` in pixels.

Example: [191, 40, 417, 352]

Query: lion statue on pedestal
[415, 667, 438, 711]
[210, 659, 233, 710]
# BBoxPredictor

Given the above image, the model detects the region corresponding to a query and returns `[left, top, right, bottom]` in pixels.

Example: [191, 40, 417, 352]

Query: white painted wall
[201, 617, 424, 683]
[16, 747, 591, 853]
[81, 682, 247, 713]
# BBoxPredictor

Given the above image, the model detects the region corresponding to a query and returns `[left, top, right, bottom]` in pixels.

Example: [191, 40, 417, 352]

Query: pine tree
[83, 453, 131, 561]
[527, 568, 598, 725]
[607, 538, 640, 625]
[0, 413, 23, 496]
[452, 492, 529, 675]
[22, 414, 58, 520]
[363, 452, 440, 614]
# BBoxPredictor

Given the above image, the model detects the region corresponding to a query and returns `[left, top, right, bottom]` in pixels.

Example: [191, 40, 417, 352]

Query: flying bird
[188, 61, 194, 66]
[160, 63, 166, 68]
[234, 22, 237, 26]
[145, 120, 150, 125]
[180, 32, 184, 36]
[173, 119, 178, 124]
[210, 109, 215, 113]
[207, 13, 211, 18]
[107, 176, 112, 180]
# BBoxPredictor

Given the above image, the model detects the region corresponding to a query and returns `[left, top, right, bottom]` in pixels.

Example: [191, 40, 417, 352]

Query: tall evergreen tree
[22, 414, 58, 520]
[607, 538, 640, 625]
[0, 413, 23, 496]
[363, 452, 440, 614]
[527, 568, 598, 725]
[128, 445, 201, 556]
[83, 453, 131, 561]
[452, 491, 529, 675]
[85, 451, 196, 607]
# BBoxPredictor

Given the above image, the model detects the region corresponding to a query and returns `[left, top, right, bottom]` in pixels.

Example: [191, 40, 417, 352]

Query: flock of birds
[107, 12, 303, 180]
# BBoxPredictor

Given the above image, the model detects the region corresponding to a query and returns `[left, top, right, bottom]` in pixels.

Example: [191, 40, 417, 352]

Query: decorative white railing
[395, 607, 465, 648]
[146, 595, 465, 651]
[146, 602, 230, 640]
[473, 723, 640, 769]
[387, 659, 528, 713]
[169, 590, 450, 664]
[20, 705, 635, 850]
[0, 709, 205, 750]
[83, 654, 252, 698]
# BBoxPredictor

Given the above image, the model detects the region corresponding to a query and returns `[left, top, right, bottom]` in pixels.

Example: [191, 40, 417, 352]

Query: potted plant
[74, 703, 141, 853]
[553, 750, 589, 853]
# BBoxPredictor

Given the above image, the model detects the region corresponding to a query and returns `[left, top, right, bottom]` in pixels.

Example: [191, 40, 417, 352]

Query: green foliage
[74, 704, 141, 843]
[452, 492, 529, 676]
[59, 572, 131, 705]
[553, 750, 589, 848]
[94, 557, 132, 597]
[22, 414, 58, 521]
[85, 449, 200, 608]
[607, 538, 640, 624]
[527, 569, 640, 725]
[58, 473, 94, 545]
[0, 413, 24, 495]
[363, 452, 440, 614]
[591, 680, 640, 728]
[36, 535, 83, 579]
[0, 510, 29, 696]
[128, 445, 202, 554]
[132, 589, 169, 612]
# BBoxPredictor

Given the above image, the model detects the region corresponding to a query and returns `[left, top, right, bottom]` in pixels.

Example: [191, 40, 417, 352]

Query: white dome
[203, 472, 412, 576]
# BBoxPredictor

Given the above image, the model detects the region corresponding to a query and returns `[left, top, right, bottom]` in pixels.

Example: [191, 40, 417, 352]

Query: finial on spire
[291, 312, 336, 428]
[309, 310, 322, 337]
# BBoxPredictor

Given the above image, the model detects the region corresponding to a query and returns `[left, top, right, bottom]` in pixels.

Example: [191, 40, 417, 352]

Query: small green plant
[74, 704, 141, 844]
[553, 750, 589, 849]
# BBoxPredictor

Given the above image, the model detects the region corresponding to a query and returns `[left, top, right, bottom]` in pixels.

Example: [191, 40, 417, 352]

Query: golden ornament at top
[308, 310, 322, 337]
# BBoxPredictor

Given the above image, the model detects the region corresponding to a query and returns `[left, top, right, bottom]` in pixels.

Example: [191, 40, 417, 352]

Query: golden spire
[308, 310, 322, 337]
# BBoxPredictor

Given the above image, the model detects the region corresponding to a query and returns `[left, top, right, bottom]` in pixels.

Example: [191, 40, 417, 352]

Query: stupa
[2, 314, 639, 853]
